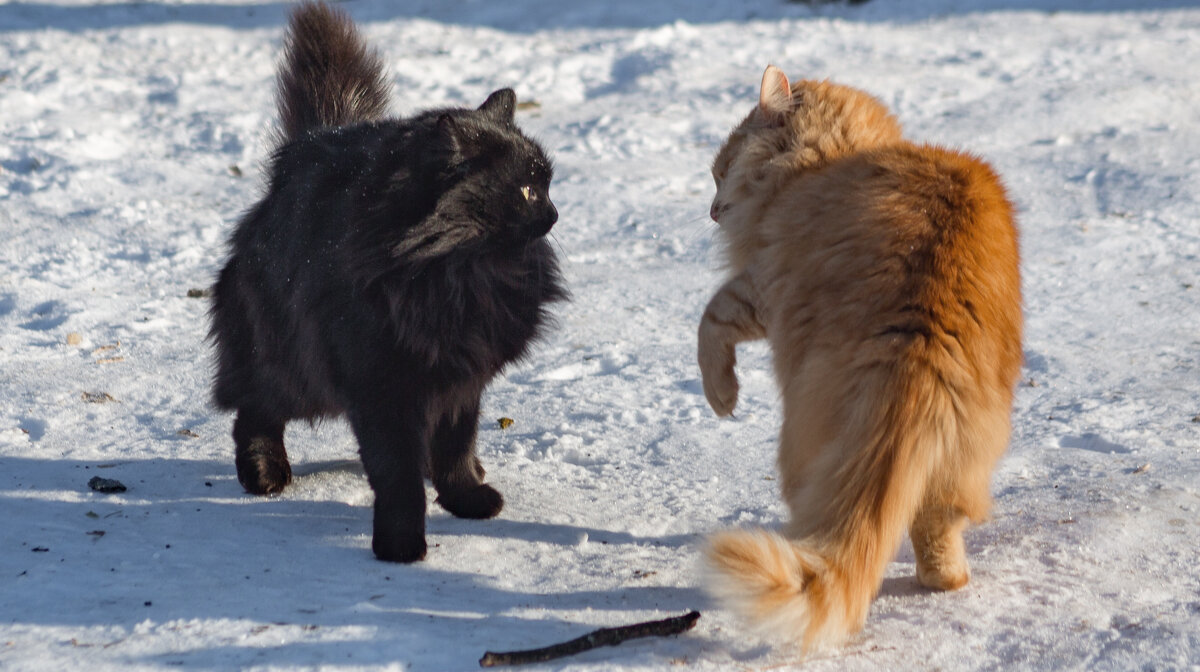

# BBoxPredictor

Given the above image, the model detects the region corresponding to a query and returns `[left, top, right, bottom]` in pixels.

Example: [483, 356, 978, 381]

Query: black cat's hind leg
[233, 408, 292, 495]
[431, 399, 504, 520]
[349, 405, 430, 563]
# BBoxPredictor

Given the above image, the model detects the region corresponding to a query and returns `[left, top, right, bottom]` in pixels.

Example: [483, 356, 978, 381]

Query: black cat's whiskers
[546, 230, 568, 258]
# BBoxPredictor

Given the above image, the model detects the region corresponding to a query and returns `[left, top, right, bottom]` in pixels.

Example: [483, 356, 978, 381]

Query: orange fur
[698, 66, 1022, 651]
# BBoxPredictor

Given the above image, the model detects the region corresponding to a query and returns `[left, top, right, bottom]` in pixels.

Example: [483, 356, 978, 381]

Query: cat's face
[440, 89, 558, 245]
[482, 140, 558, 243]
[709, 66, 903, 230]
[708, 117, 786, 228]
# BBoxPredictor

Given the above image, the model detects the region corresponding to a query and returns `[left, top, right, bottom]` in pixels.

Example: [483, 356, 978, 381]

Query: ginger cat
[698, 65, 1022, 650]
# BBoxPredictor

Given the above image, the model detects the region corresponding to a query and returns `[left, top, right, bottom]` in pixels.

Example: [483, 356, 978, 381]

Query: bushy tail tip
[703, 528, 856, 652]
[275, 1, 390, 143]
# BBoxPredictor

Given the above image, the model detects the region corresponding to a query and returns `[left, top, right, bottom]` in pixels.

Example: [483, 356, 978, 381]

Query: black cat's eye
[521, 185, 538, 202]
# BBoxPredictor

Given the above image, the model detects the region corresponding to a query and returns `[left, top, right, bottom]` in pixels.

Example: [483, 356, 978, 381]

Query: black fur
[274, 1, 390, 142]
[209, 2, 566, 563]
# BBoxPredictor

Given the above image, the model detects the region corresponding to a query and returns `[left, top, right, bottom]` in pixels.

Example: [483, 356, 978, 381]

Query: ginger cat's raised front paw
[702, 361, 739, 416]
[698, 331, 740, 417]
[697, 273, 764, 417]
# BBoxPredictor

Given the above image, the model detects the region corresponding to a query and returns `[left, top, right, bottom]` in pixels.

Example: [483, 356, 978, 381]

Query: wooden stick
[479, 610, 700, 667]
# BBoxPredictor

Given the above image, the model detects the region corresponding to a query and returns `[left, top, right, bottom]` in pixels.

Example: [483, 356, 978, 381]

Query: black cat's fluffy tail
[275, 1, 390, 144]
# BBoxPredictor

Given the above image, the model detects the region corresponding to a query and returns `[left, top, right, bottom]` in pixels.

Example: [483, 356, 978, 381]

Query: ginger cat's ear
[758, 65, 793, 123]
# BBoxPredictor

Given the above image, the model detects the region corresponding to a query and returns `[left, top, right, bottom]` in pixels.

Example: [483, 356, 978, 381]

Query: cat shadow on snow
[4, 456, 704, 634]
[292, 458, 699, 549]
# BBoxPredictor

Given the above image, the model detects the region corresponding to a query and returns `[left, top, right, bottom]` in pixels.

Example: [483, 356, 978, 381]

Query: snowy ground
[3, 0, 1199, 670]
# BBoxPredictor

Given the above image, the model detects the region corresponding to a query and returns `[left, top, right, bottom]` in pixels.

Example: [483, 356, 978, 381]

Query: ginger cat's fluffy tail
[705, 365, 956, 651]
[705, 527, 906, 652]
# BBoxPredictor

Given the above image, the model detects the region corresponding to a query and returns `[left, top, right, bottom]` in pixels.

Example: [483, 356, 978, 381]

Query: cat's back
[862, 142, 1015, 250]
[860, 143, 1020, 312]
[231, 119, 426, 268]
[266, 121, 407, 201]
[761, 142, 1021, 385]
[769, 142, 1013, 251]
[765, 142, 1017, 287]
[861, 144, 1021, 378]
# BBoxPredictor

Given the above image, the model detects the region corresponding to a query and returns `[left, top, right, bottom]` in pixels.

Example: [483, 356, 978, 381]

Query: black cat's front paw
[236, 437, 292, 495]
[437, 483, 504, 519]
[372, 531, 427, 563]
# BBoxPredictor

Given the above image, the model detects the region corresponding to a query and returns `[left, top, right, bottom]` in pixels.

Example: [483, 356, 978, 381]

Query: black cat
[209, 2, 566, 563]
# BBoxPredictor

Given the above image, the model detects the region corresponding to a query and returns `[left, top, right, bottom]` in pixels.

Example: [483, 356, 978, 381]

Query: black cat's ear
[478, 88, 516, 123]
[436, 113, 463, 153]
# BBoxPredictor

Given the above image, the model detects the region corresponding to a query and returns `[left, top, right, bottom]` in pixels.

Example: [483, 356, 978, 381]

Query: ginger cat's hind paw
[917, 554, 971, 591]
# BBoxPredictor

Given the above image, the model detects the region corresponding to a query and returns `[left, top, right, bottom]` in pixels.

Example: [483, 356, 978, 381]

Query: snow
[2, 0, 1199, 669]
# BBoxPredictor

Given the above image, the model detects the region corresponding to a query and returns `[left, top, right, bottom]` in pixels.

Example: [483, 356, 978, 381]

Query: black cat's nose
[533, 203, 557, 237]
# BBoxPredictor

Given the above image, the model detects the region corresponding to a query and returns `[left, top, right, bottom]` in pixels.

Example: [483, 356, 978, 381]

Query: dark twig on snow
[478, 610, 700, 667]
